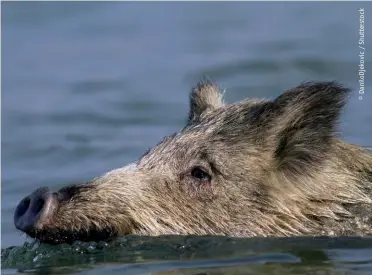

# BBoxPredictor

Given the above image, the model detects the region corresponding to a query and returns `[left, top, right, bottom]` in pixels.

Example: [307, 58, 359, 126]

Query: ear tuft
[188, 80, 224, 123]
[273, 81, 350, 173]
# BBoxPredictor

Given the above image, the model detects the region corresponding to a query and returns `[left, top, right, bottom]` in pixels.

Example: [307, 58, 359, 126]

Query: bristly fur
[16, 81, 372, 244]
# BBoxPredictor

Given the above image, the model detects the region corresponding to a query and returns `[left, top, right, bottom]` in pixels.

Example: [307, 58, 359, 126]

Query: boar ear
[273, 82, 350, 173]
[188, 80, 224, 123]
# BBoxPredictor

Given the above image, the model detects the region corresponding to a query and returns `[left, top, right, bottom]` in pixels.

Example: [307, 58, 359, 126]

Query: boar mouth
[24, 226, 118, 245]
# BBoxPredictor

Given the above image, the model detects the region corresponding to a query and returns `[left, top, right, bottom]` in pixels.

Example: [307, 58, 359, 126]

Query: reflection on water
[2, 236, 372, 275]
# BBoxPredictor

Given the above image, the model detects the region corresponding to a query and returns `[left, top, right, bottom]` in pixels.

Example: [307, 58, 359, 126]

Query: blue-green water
[1, 2, 372, 274]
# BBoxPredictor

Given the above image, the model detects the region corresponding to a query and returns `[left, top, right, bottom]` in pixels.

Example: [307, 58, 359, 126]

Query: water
[2, 236, 372, 275]
[1, 1, 372, 274]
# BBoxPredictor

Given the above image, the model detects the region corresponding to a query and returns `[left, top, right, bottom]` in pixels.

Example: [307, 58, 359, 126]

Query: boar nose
[14, 187, 58, 233]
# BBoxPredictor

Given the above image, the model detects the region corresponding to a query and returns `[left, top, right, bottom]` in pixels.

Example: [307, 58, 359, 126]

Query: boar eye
[191, 167, 211, 182]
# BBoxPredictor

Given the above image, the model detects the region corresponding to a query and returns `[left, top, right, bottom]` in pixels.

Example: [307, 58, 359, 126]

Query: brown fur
[18, 80, 372, 244]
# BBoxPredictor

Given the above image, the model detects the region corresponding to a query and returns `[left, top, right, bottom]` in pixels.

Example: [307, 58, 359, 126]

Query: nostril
[16, 198, 31, 218]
